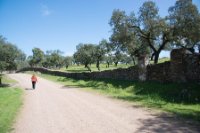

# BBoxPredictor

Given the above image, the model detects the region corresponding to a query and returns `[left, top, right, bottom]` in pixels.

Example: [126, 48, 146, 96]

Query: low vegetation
[0, 75, 23, 133]
[36, 73, 200, 122]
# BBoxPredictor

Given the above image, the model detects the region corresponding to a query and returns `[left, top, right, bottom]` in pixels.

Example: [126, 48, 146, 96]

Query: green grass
[149, 57, 170, 64]
[60, 63, 132, 73]
[0, 76, 23, 133]
[158, 57, 170, 63]
[59, 58, 170, 73]
[36, 73, 200, 122]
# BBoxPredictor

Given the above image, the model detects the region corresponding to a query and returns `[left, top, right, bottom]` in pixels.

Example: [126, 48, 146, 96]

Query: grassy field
[0, 75, 23, 133]
[59, 57, 170, 73]
[60, 63, 132, 73]
[149, 57, 170, 64]
[35, 73, 200, 122]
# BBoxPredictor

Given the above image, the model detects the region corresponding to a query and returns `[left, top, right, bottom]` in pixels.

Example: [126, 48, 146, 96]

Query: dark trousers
[32, 81, 36, 89]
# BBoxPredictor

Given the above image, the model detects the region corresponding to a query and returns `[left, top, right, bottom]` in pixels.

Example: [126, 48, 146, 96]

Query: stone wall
[183, 52, 200, 82]
[17, 49, 200, 83]
[147, 61, 171, 82]
[17, 66, 139, 81]
[147, 48, 200, 83]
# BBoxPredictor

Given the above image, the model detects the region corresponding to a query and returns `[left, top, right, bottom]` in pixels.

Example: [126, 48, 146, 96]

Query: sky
[0, 0, 200, 57]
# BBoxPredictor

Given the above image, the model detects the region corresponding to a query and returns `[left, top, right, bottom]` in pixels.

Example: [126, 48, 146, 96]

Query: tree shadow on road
[57, 77, 200, 122]
[60, 86, 80, 89]
[135, 113, 200, 133]
[0, 84, 10, 88]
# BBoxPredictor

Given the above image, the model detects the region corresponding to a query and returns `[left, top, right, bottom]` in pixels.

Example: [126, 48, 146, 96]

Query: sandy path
[8, 73, 200, 133]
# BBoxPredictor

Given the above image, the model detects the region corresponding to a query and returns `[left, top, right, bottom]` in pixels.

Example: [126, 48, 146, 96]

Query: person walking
[31, 74, 38, 89]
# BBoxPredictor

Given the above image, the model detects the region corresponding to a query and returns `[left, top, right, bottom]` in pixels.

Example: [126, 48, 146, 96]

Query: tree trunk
[114, 62, 118, 66]
[0, 73, 2, 85]
[138, 54, 149, 81]
[132, 57, 136, 65]
[0, 77, 2, 85]
[96, 60, 100, 71]
[198, 45, 200, 53]
[151, 53, 155, 61]
[107, 62, 110, 68]
[85, 64, 91, 72]
[154, 52, 159, 64]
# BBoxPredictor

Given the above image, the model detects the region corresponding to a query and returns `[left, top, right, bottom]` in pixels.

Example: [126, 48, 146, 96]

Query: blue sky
[0, 0, 200, 57]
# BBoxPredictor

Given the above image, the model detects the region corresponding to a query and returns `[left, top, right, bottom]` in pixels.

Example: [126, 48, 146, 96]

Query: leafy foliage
[64, 56, 74, 69]
[73, 43, 96, 71]
[0, 35, 26, 84]
[30, 48, 44, 66]
[109, 0, 200, 63]
[168, 0, 200, 52]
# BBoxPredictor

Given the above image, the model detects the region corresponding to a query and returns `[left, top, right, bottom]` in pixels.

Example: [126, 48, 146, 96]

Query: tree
[42, 51, 52, 68]
[30, 48, 44, 67]
[0, 35, 25, 84]
[73, 43, 96, 71]
[0, 36, 8, 78]
[113, 51, 123, 66]
[110, 1, 174, 64]
[168, 0, 200, 53]
[104, 55, 113, 68]
[109, 9, 149, 64]
[103, 41, 113, 68]
[94, 39, 107, 71]
[64, 56, 74, 69]
[0, 43, 20, 71]
[15, 49, 27, 69]
[27, 56, 34, 67]
[49, 50, 64, 69]
[120, 54, 132, 65]
[135, 1, 172, 63]
[42, 50, 64, 69]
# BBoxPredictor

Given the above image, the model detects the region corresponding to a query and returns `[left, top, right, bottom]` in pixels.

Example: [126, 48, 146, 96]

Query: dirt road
[8, 73, 199, 133]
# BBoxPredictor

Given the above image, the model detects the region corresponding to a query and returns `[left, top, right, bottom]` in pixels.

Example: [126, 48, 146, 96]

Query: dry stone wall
[147, 61, 171, 82]
[18, 66, 139, 81]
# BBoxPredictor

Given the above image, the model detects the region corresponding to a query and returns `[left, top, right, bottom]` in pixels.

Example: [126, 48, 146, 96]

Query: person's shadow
[25, 88, 34, 90]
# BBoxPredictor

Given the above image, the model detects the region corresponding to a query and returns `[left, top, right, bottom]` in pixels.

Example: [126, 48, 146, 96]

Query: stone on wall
[170, 48, 188, 82]
[147, 61, 170, 82]
[183, 53, 200, 82]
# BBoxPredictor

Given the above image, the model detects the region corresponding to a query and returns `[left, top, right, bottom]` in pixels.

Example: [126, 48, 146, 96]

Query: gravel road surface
[8, 73, 200, 133]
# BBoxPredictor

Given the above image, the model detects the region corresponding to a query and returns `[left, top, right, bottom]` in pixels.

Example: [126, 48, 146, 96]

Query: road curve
[8, 73, 200, 133]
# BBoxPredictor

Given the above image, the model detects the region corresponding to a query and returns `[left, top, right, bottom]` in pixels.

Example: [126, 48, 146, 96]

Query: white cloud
[41, 4, 52, 16]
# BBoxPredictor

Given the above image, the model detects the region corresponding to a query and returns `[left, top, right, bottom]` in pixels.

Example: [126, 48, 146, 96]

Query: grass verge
[35, 72, 200, 122]
[0, 75, 23, 133]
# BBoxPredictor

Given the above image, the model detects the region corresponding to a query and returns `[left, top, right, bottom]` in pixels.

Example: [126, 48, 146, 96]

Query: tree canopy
[0, 35, 26, 84]
[109, 0, 200, 64]
[168, 0, 200, 52]
[73, 43, 96, 71]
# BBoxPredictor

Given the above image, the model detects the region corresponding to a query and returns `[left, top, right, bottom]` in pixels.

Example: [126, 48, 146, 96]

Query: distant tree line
[1, 0, 200, 74]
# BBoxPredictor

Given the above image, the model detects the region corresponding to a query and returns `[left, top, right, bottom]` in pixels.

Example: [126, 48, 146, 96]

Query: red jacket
[31, 76, 37, 82]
